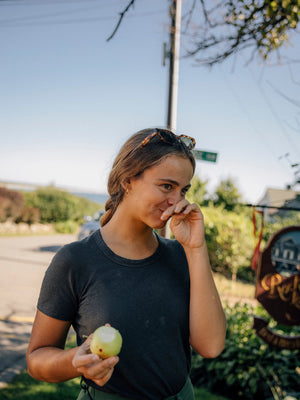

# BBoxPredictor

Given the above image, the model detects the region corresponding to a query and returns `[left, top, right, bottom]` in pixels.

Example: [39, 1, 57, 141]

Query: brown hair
[100, 128, 196, 226]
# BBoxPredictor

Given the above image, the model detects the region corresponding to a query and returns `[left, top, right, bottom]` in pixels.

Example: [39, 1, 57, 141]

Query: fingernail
[108, 358, 115, 366]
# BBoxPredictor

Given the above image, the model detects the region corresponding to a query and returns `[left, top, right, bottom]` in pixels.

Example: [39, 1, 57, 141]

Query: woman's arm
[26, 310, 119, 385]
[184, 243, 226, 358]
[164, 200, 226, 358]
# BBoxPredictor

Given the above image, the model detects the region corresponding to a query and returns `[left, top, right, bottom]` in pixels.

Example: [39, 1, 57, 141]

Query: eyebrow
[157, 178, 191, 189]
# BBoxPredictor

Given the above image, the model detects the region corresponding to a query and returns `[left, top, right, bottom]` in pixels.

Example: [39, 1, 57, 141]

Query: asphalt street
[0, 234, 77, 388]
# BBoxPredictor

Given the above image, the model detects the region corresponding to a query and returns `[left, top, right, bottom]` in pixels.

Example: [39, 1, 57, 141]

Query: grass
[0, 372, 81, 400]
[213, 272, 256, 302]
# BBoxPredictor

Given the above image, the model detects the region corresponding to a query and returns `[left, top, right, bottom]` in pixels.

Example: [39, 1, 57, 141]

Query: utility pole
[160, 0, 182, 238]
[166, 0, 182, 131]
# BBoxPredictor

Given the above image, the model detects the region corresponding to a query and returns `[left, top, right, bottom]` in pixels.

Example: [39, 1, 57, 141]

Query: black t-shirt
[37, 230, 191, 400]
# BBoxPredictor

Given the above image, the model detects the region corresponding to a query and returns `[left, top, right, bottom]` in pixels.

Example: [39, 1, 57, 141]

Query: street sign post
[193, 149, 218, 163]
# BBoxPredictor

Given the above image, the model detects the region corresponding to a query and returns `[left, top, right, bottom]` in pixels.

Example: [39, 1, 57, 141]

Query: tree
[186, 175, 209, 205]
[108, 0, 300, 65]
[213, 178, 243, 211]
[183, 0, 300, 65]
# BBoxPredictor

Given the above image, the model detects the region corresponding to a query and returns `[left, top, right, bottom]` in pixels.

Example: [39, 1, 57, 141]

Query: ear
[121, 178, 131, 193]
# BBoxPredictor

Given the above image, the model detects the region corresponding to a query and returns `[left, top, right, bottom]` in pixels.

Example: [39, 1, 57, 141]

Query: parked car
[78, 209, 105, 240]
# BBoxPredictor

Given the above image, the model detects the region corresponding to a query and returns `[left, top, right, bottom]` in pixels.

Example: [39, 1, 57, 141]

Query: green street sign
[192, 149, 218, 163]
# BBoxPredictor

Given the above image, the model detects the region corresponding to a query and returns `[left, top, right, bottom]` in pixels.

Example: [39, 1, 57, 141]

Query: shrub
[191, 303, 300, 400]
[0, 187, 24, 222]
[70, 195, 101, 224]
[54, 220, 79, 234]
[202, 206, 255, 281]
[19, 206, 41, 224]
[24, 187, 79, 223]
[263, 214, 300, 246]
[23, 187, 100, 224]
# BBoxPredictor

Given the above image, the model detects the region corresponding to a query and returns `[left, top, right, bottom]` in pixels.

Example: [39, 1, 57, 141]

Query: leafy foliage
[0, 187, 24, 222]
[184, 0, 300, 65]
[24, 188, 78, 223]
[191, 303, 300, 399]
[202, 205, 255, 280]
[186, 175, 209, 205]
[23, 187, 100, 224]
[186, 176, 255, 280]
[110, 0, 299, 65]
[263, 213, 300, 244]
[212, 178, 243, 211]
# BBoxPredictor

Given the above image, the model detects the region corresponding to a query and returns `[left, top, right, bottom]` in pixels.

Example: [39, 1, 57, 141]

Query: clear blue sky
[1, 0, 300, 203]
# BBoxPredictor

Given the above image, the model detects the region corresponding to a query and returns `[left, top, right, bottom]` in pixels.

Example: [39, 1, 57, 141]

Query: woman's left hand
[161, 200, 205, 249]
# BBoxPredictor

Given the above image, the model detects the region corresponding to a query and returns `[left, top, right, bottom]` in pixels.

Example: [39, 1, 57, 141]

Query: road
[0, 234, 77, 387]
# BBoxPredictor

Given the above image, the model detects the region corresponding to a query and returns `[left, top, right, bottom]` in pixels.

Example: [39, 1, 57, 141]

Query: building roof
[258, 188, 300, 209]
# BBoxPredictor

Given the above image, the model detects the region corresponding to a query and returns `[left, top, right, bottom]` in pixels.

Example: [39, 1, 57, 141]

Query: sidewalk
[0, 234, 76, 388]
[0, 317, 33, 388]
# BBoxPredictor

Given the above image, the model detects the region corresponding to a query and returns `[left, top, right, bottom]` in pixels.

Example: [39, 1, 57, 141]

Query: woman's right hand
[72, 336, 119, 387]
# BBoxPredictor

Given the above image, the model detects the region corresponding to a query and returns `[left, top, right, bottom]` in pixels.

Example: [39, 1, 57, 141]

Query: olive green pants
[77, 377, 194, 400]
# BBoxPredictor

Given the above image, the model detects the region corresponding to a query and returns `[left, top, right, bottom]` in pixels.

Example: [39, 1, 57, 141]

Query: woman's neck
[100, 211, 158, 260]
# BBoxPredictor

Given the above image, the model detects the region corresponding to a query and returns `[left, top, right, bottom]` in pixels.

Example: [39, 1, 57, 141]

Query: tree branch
[106, 0, 136, 42]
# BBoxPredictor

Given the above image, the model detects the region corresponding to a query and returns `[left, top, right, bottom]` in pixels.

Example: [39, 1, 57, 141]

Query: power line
[0, 3, 104, 24]
[247, 65, 300, 160]
[220, 66, 283, 162]
[0, 9, 166, 28]
[0, 0, 107, 5]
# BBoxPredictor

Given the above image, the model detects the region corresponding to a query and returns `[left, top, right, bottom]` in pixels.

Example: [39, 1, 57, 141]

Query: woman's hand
[72, 335, 119, 387]
[161, 199, 205, 249]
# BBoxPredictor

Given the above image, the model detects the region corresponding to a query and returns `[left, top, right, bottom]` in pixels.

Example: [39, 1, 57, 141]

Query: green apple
[90, 325, 122, 359]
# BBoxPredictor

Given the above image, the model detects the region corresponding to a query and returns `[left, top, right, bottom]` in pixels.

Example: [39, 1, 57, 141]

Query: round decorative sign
[253, 226, 300, 349]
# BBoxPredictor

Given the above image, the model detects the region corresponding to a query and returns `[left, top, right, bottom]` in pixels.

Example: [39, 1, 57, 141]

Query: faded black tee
[37, 230, 191, 400]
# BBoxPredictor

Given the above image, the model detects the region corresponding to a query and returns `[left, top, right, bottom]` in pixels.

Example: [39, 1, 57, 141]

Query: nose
[167, 191, 183, 206]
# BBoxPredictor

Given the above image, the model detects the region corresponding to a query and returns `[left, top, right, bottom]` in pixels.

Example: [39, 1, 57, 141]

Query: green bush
[70, 195, 102, 224]
[24, 188, 77, 223]
[191, 303, 300, 400]
[23, 187, 100, 224]
[202, 206, 255, 281]
[263, 214, 300, 246]
[54, 220, 79, 234]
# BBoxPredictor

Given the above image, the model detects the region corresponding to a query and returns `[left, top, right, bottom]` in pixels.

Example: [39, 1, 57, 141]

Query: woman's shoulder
[157, 233, 180, 246]
[51, 230, 99, 265]
[157, 235, 185, 254]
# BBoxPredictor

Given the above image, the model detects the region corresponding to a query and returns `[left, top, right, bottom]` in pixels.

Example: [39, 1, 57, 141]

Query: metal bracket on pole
[162, 43, 170, 66]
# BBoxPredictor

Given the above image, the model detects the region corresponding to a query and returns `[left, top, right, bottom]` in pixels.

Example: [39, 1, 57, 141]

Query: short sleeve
[37, 244, 78, 321]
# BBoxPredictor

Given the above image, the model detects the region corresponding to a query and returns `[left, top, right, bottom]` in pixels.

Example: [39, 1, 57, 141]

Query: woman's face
[125, 155, 194, 229]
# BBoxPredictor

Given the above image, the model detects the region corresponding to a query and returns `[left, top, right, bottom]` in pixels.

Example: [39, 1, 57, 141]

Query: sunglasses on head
[138, 129, 196, 151]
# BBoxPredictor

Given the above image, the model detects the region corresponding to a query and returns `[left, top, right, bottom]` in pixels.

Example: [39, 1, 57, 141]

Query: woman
[26, 128, 226, 400]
